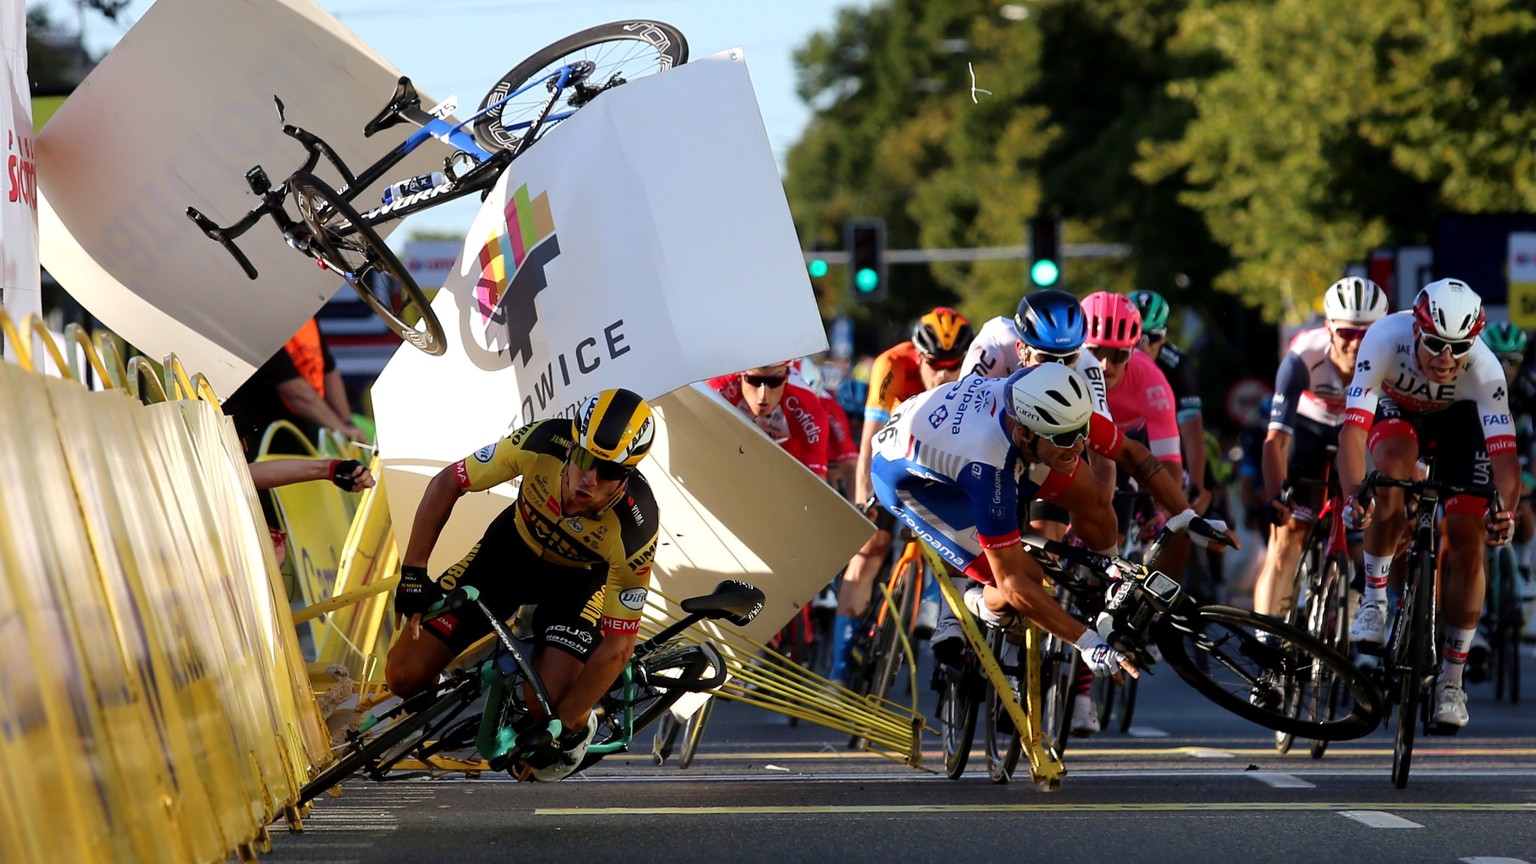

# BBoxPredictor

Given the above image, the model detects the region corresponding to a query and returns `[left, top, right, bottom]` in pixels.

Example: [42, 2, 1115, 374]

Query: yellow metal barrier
[0, 311, 331, 863]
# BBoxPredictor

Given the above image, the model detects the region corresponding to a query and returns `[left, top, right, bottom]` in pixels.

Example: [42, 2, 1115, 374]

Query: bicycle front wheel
[475, 21, 688, 153]
[1154, 605, 1382, 740]
[1307, 554, 1352, 759]
[677, 694, 715, 769]
[940, 661, 980, 780]
[288, 172, 445, 355]
[983, 629, 1022, 783]
[583, 641, 724, 773]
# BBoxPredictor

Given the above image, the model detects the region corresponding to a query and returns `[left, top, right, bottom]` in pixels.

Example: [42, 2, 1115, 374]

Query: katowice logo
[473, 182, 560, 364]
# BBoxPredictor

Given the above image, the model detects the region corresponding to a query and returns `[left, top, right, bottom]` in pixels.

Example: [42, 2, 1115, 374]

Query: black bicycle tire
[1154, 604, 1382, 740]
[1495, 545, 1521, 703]
[941, 661, 980, 780]
[1116, 671, 1139, 733]
[287, 171, 445, 356]
[1047, 648, 1077, 756]
[1275, 528, 1322, 755]
[870, 564, 917, 705]
[581, 642, 722, 774]
[677, 695, 714, 769]
[1392, 549, 1433, 788]
[1307, 554, 1351, 759]
[298, 677, 478, 804]
[983, 627, 1022, 783]
[474, 20, 688, 153]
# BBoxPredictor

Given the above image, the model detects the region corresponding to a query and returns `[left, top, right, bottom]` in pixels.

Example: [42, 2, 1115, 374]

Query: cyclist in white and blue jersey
[870, 363, 1136, 677]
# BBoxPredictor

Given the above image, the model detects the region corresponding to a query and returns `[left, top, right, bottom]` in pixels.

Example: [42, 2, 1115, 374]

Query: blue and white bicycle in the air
[186, 20, 687, 355]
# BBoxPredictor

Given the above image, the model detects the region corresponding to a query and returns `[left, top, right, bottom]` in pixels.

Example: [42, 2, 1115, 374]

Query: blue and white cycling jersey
[870, 371, 1076, 581]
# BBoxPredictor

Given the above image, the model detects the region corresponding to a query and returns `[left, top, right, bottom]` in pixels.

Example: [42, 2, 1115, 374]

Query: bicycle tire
[1308, 553, 1352, 760]
[869, 563, 918, 705]
[581, 641, 723, 773]
[983, 628, 1022, 783]
[677, 694, 714, 769]
[474, 20, 688, 153]
[1493, 545, 1521, 704]
[1274, 532, 1319, 755]
[1115, 670, 1139, 733]
[298, 676, 479, 804]
[1154, 604, 1382, 740]
[1393, 548, 1435, 788]
[287, 171, 444, 355]
[1046, 644, 1077, 755]
[941, 659, 980, 780]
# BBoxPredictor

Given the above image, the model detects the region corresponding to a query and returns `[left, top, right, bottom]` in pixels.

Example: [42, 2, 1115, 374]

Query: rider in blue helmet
[1014, 289, 1088, 353]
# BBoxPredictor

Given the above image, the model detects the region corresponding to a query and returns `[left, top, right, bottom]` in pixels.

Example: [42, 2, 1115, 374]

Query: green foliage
[786, 0, 1536, 330]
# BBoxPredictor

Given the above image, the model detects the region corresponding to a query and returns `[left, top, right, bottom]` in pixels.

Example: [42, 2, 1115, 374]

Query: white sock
[1440, 626, 1476, 688]
[1362, 554, 1393, 603]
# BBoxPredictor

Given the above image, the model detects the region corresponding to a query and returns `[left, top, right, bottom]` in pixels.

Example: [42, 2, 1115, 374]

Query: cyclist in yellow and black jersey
[386, 388, 659, 779]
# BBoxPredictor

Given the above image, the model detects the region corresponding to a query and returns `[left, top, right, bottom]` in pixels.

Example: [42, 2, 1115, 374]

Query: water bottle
[381, 171, 447, 205]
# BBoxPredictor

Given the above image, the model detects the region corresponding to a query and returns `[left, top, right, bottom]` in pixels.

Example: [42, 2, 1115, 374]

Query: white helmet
[1323, 277, 1389, 324]
[1413, 278, 1486, 341]
[1005, 363, 1093, 435]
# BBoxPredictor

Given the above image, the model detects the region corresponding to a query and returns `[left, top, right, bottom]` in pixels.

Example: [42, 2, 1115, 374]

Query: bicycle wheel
[1154, 604, 1382, 740]
[288, 172, 445, 355]
[1492, 545, 1521, 704]
[677, 695, 714, 769]
[1115, 670, 1139, 732]
[1274, 531, 1321, 755]
[298, 676, 480, 805]
[869, 565, 918, 704]
[940, 658, 980, 780]
[1392, 552, 1435, 788]
[582, 641, 724, 773]
[1307, 554, 1352, 759]
[983, 628, 1023, 783]
[1042, 641, 1076, 756]
[474, 20, 688, 153]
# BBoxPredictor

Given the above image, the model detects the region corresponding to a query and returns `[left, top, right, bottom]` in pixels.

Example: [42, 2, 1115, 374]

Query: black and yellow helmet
[572, 388, 656, 468]
[912, 307, 975, 362]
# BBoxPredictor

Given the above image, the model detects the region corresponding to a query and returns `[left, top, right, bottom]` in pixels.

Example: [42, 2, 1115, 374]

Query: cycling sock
[1362, 554, 1393, 603]
[1440, 626, 1476, 688]
[828, 614, 858, 685]
[1074, 660, 1094, 696]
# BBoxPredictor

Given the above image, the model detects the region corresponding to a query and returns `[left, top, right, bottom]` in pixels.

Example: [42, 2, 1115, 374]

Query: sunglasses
[742, 373, 788, 389]
[1420, 334, 1475, 358]
[923, 355, 964, 371]
[1332, 326, 1369, 342]
[569, 445, 634, 481]
[1043, 424, 1090, 448]
[1029, 347, 1080, 367]
[1088, 344, 1134, 365]
[1143, 329, 1167, 344]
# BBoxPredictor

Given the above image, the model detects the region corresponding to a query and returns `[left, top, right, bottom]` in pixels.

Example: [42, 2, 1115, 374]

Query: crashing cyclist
[828, 307, 974, 687]
[1338, 279, 1521, 728]
[1253, 277, 1389, 627]
[388, 388, 660, 781]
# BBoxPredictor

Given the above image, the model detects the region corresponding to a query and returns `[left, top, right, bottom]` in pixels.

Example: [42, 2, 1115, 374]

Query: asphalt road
[263, 645, 1536, 864]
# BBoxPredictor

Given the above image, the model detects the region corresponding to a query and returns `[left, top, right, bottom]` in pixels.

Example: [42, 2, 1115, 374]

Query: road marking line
[1248, 772, 1315, 788]
[1459, 858, 1532, 863]
[1339, 811, 1423, 829]
[1127, 726, 1169, 737]
[1186, 748, 1234, 759]
[536, 803, 1536, 817]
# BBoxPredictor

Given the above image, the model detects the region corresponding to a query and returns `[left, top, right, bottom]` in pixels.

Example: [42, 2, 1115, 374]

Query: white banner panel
[0, 0, 38, 340]
[380, 386, 866, 645]
[371, 53, 825, 463]
[35, 0, 444, 395]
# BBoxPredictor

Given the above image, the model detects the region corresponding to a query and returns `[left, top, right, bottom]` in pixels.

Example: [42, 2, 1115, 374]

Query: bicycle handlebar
[1359, 470, 1505, 516]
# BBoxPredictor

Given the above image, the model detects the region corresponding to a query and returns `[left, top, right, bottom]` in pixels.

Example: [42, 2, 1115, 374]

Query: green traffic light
[1031, 259, 1060, 287]
[808, 259, 829, 279]
[855, 267, 880, 293]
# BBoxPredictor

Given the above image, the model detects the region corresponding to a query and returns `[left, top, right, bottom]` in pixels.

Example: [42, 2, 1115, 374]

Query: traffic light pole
[803, 243, 1132, 265]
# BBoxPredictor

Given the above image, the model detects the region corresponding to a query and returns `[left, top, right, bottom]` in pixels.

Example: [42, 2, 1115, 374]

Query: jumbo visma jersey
[451, 419, 659, 635]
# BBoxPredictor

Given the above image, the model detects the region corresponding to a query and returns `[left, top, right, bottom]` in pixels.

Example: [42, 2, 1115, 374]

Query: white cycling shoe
[1070, 693, 1100, 738]
[1432, 681, 1469, 728]
[1350, 600, 1388, 650]
[964, 585, 1029, 637]
[527, 713, 597, 782]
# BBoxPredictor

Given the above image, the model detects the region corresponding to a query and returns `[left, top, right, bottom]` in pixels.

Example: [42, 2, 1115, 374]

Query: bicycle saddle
[680, 580, 765, 627]
[364, 76, 424, 138]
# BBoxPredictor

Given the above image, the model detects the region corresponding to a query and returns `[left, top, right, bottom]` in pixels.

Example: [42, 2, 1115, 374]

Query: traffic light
[1028, 215, 1063, 289]
[846, 218, 888, 303]
[807, 256, 830, 279]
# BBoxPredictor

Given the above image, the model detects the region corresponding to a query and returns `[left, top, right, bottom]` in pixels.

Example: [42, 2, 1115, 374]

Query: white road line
[1248, 772, 1315, 789]
[1459, 858, 1532, 863]
[1339, 811, 1423, 829]
[1185, 748, 1234, 759]
[1127, 726, 1169, 737]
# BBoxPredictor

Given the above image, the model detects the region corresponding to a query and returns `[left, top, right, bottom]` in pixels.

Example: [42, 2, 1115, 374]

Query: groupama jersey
[452, 419, 659, 635]
[1343, 311, 1515, 456]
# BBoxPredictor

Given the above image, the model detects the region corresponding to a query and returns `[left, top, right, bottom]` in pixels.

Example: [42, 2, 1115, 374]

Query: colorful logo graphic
[474, 182, 561, 364]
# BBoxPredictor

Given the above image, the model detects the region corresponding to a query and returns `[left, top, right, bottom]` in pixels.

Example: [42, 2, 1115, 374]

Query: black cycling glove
[329, 459, 366, 490]
[395, 565, 442, 619]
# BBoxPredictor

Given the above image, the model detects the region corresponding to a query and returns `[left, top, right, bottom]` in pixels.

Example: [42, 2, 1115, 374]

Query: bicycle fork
[933, 572, 1066, 788]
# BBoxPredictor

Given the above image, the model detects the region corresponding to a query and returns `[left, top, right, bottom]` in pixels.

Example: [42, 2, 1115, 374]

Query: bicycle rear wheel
[288, 172, 445, 355]
[1043, 640, 1075, 756]
[1492, 545, 1521, 704]
[941, 658, 980, 780]
[676, 694, 714, 769]
[475, 20, 688, 153]
[1154, 605, 1382, 740]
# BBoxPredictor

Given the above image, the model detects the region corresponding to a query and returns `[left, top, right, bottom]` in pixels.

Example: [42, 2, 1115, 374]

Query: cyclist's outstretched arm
[405, 465, 467, 567]
[1050, 468, 1117, 553]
